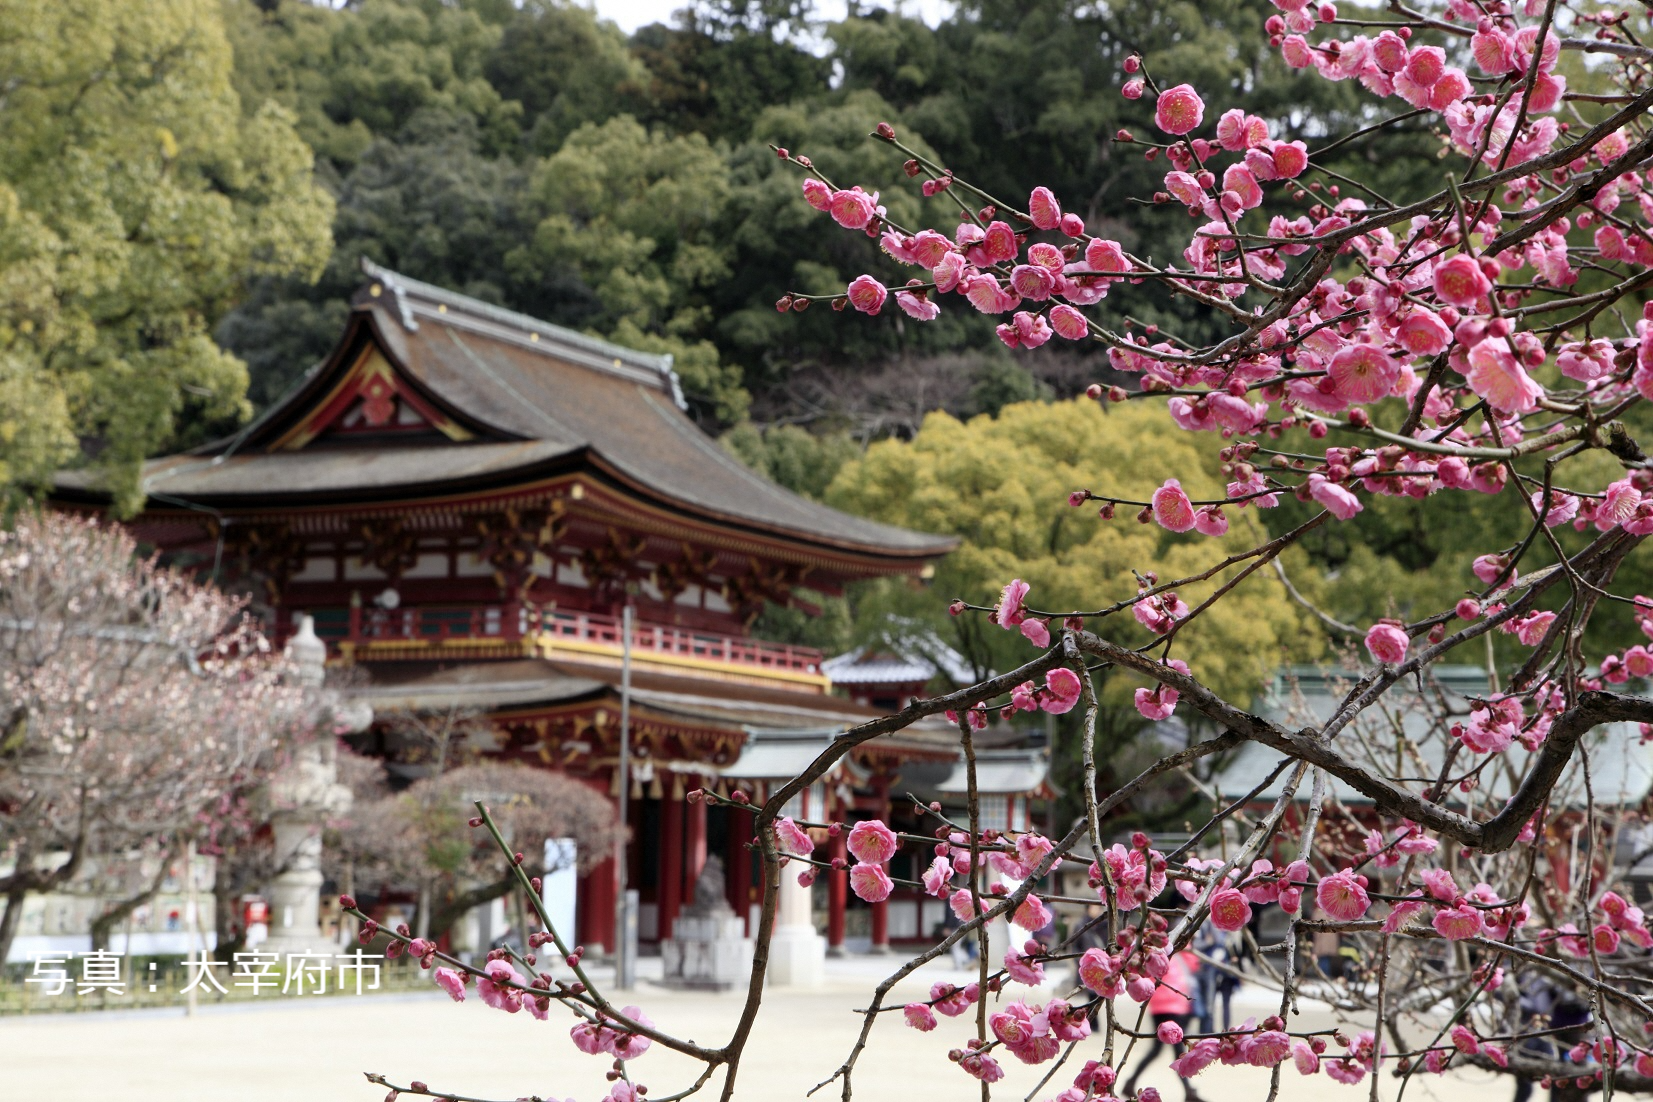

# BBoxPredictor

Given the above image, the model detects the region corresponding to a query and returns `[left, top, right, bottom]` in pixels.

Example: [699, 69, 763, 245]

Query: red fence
[301, 604, 823, 674]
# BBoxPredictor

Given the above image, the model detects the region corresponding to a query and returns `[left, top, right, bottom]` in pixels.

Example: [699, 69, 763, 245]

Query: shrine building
[54, 261, 971, 957]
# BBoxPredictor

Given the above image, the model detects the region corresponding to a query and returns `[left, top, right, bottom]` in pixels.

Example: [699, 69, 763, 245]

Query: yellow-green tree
[827, 399, 1323, 708]
[0, 0, 334, 511]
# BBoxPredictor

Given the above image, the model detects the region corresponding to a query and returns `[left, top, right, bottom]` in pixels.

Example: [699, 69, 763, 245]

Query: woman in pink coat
[1121, 949, 1204, 1102]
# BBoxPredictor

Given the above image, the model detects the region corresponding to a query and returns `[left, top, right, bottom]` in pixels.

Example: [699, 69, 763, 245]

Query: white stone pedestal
[766, 872, 824, 988]
[662, 914, 753, 990]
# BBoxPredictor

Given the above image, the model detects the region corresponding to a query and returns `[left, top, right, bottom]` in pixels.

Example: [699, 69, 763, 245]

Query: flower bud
[875, 121, 896, 140]
[339, 894, 357, 910]
[468, 817, 483, 828]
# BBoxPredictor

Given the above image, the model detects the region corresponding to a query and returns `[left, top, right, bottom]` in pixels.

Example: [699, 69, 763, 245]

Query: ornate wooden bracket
[214, 520, 307, 605]
[580, 528, 648, 605]
[653, 543, 719, 607]
[723, 558, 813, 625]
[473, 502, 566, 598]
[357, 516, 420, 582]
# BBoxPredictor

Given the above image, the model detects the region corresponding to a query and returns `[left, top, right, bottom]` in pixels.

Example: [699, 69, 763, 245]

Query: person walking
[1122, 947, 1204, 1102]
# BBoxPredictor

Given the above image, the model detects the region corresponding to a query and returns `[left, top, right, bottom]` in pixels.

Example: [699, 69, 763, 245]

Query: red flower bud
[339, 894, 357, 910]
[875, 121, 896, 140]
[468, 817, 483, 828]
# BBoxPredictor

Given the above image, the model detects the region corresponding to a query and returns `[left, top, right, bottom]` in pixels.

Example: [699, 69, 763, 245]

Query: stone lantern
[261, 615, 369, 956]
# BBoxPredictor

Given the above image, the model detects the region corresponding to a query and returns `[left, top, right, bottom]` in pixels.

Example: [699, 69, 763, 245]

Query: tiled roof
[824, 623, 978, 686]
[1215, 665, 1652, 808]
[60, 261, 956, 562]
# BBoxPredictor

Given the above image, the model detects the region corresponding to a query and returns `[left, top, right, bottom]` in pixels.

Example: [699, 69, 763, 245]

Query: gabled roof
[1215, 665, 1653, 808]
[935, 748, 1054, 797]
[57, 261, 956, 565]
[824, 619, 979, 686]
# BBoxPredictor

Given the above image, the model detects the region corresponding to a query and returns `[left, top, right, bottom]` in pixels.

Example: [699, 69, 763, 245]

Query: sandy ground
[1, 956, 1525, 1102]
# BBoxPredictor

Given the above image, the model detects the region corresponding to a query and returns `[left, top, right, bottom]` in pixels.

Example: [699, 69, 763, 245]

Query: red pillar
[726, 819, 753, 935]
[580, 856, 616, 955]
[684, 785, 708, 900]
[826, 830, 847, 956]
[658, 793, 684, 941]
[869, 774, 892, 953]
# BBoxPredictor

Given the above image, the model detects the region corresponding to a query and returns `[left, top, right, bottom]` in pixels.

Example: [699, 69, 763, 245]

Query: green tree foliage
[205, 0, 1446, 441]
[222, 0, 520, 173]
[629, 1, 832, 143]
[824, 398, 1324, 822]
[828, 399, 1321, 694]
[219, 110, 549, 408]
[484, 1, 652, 156]
[722, 422, 863, 500]
[0, 0, 333, 510]
[512, 115, 748, 421]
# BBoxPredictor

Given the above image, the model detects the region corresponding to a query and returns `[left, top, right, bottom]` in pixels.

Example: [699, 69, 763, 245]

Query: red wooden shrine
[55, 261, 964, 953]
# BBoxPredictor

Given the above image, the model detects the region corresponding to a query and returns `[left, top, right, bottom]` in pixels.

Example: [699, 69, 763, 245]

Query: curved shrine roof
[57, 261, 956, 566]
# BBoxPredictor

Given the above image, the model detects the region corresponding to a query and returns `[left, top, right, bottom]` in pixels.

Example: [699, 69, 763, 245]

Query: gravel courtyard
[2, 956, 1525, 1102]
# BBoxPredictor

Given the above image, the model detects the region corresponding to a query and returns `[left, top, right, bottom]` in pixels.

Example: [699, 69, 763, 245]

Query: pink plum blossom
[1433, 903, 1484, 940]
[1317, 869, 1372, 920]
[774, 817, 814, 857]
[1365, 622, 1409, 664]
[850, 862, 894, 902]
[847, 819, 898, 864]
[434, 966, 466, 1002]
[1211, 887, 1253, 931]
[1153, 479, 1198, 532]
[1155, 84, 1207, 135]
[1308, 474, 1363, 520]
[829, 187, 879, 229]
[998, 578, 1030, 626]
[1432, 254, 1493, 308]
[1043, 667, 1083, 714]
[846, 275, 887, 315]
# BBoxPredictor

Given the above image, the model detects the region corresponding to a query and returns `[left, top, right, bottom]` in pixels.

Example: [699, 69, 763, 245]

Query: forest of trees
[6, 0, 1644, 824]
[206, 0, 1433, 431]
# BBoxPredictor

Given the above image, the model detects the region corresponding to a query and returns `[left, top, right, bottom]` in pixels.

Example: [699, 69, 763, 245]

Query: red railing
[303, 605, 824, 675]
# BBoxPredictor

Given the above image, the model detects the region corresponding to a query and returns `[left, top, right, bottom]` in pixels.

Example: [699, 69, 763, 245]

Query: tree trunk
[430, 874, 515, 945]
[90, 839, 179, 951]
[0, 878, 27, 971]
[210, 850, 246, 964]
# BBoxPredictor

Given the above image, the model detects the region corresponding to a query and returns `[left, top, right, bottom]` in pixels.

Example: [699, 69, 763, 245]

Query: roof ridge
[360, 258, 687, 409]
